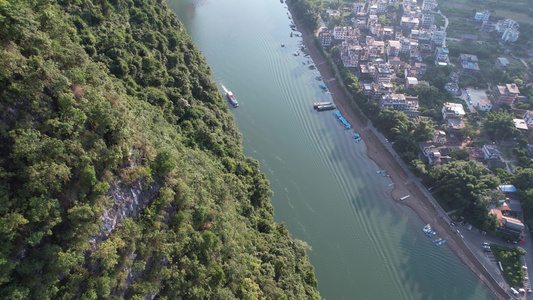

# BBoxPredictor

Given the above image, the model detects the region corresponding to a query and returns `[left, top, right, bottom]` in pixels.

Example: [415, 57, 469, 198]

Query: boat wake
[221, 85, 229, 94]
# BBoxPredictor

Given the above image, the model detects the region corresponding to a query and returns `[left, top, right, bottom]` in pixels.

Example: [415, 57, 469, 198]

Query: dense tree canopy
[0, 0, 320, 299]
[482, 110, 520, 141]
[429, 160, 500, 213]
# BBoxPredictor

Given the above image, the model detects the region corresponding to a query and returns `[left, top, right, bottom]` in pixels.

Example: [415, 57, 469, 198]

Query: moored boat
[226, 91, 239, 107]
[316, 104, 336, 111]
[353, 133, 362, 142]
[313, 102, 332, 109]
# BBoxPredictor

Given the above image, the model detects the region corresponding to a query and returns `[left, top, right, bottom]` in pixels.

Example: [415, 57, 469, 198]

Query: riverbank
[287, 6, 509, 300]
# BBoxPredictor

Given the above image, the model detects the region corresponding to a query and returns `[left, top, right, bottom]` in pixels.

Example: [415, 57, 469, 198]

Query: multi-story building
[317, 28, 333, 47]
[442, 102, 465, 120]
[387, 40, 401, 57]
[444, 82, 460, 96]
[496, 19, 518, 33]
[372, 82, 394, 101]
[339, 42, 362, 68]
[399, 37, 411, 53]
[421, 14, 435, 29]
[434, 47, 449, 65]
[494, 83, 520, 105]
[422, 0, 438, 12]
[458, 54, 480, 77]
[374, 63, 395, 84]
[431, 30, 446, 47]
[477, 100, 493, 112]
[367, 40, 385, 60]
[380, 94, 419, 112]
[502, 28, 519, 42]
[481, 21, 495, 32]
[401, 16, 420, 31]
[353, 2, 365, 14]
[475, 11, 490, 22]
[524, 111, 533, 128]
[376, 0, 389, 14]
[482, 144, 500, 160]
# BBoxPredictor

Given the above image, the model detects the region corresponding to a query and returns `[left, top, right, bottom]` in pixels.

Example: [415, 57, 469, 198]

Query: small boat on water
[433, 238, 443, 243]
[316, 104, 336, 111]
[353, 133, 362, 142]
[422, 224, 431, 232]
[281, 42, 285, 47]
[436, 240, 447, 246]
[313, 102, 332, 109]
[226, 91, 239, 107]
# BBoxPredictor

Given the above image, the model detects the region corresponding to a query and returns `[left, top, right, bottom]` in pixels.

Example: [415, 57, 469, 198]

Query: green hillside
[0, 0, 320, 298]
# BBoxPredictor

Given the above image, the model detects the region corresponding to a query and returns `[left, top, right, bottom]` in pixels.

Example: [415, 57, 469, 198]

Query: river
[167, 0, 495, 299]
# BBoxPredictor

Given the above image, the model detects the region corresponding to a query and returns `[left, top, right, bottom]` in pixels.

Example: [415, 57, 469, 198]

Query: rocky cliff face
[97, 179, 163, 240]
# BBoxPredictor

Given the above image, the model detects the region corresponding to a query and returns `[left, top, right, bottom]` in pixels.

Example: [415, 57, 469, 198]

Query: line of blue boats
[423, 224, 447, 246]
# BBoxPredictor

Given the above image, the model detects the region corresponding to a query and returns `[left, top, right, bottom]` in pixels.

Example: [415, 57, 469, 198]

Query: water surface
[168, 0, 495, 299]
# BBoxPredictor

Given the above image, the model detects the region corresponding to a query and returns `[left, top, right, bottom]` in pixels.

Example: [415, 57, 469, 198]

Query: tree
[482, 110, 520, 141]
[514, 168, 533, 191]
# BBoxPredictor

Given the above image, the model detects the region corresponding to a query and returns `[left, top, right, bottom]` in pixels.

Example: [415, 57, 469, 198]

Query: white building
[475, 11, 490, 22]
[482, 144, 500, 160]
[502, 28, 520, 42]
[422, 0, 438, 11]
[442, 102, 465, 120]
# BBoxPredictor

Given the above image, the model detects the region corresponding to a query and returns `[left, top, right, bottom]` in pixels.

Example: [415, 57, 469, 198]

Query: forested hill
[0, 0, 320, 298]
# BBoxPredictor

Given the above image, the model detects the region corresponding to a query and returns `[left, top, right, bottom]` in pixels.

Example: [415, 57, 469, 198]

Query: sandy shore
[288, 7, 509, 300]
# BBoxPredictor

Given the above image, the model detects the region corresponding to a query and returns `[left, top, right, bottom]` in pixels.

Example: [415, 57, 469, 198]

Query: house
[434, 47, 449, 65]
[317, 28, 333, 47]
[418, 142, 451, 166]
[401, 16, 420, 30]
[380, 94, 419, 112]
[419, 43, 434, 58]
[421, 14, 435, 29]
[388, 56, 403, 70]
[514, 119, 528, 130]
[458, 54, 480, 77]
[374, 63, 395, 83]
[371, 82, 394, 101]
[502, 28, 519, 43]
[387, 40, 401, 57]
[482, 144, 500, 160]
[481, 21, 495, 32]
[494, 83, 520, 105]
[494, 57, 510, 69]
[363, 83, 374, 97]
[524, 110, 533, 128]
[496, 19, 519, 33]
[477, 100, 493, 112]
[499, 185, 517, 193]
[474, 11, 490, 22]
[405, 77, 418, 89]
[461, 34, 478, 44]
[442, 102, 465, 120]
[422, 0, 438, 11]
[444, 82, 460, 96]
[433, 130, 447, 144]
[467, 147, 485, 161]
[431, 30, 446, 47]
[414, 62, 427, 77]
[445, 118, 465, 132]
[490, 207, 524, 236]
[353, 2, 365, 14]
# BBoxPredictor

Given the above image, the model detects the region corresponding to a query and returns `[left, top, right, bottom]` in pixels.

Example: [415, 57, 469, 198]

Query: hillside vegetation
[0, 0, 320, 298]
